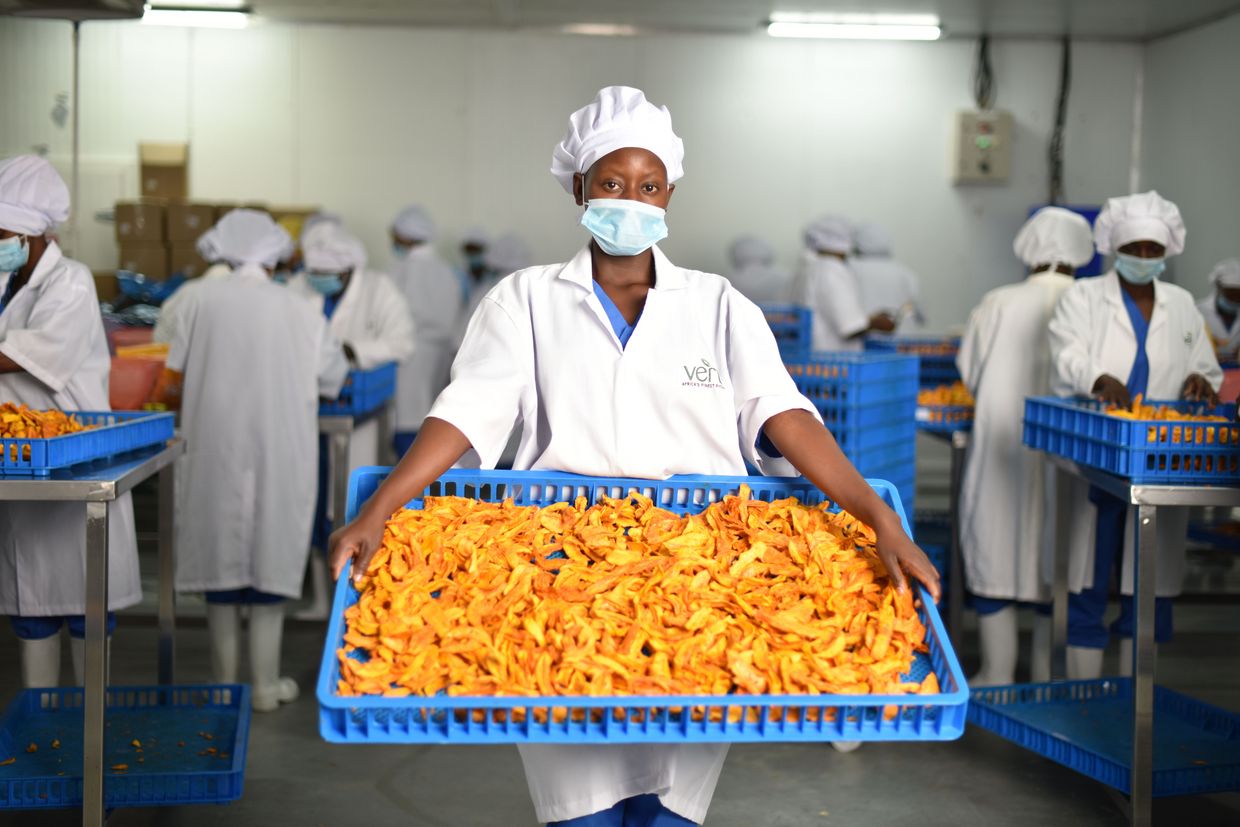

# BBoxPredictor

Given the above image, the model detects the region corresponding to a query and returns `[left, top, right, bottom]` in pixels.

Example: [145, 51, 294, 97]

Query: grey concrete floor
[2, 603, 1238, 826]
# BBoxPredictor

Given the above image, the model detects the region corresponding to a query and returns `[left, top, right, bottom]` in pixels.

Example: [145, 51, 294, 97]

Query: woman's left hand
[875, 524, 942, 602]
[1181, 373, 1219, 405]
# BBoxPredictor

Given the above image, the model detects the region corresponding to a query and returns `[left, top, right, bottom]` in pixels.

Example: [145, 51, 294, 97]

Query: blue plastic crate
[0, 684, 250, 810]
[786, 352, 920, 408]
[760, 304, 811, 362]
[865, 336, 960, 387]
[0, 411, 175, 478]
[317, 468, 966, 745]
[1023, 397, 1240, 484]
[968, 679, 1240, 797]
[915, 405, 973, 434]
[319, 362, 397, 417]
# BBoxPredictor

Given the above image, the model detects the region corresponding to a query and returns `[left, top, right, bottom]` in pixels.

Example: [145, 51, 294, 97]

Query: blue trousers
[1068, 488, 1173, 648]
[10, 613, 117, 640]
[971, 597, 1052, 617]
[312, 433, 332, 551]
[549, 795, 698, 827]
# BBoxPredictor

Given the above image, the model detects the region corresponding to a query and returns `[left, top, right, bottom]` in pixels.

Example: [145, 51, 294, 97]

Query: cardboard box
[114, 200, 165, 242]
[169, 243, 210, 278]
[165, 202, 215, 242]
[93, 271, 119, 302]
[139, 142, 188, 200]
[118, 242, 169, 280]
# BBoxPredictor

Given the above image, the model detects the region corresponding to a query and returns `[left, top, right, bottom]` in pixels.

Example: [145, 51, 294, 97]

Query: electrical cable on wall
[973, 34, 994, 109]
[1048, 36, 1072, 205]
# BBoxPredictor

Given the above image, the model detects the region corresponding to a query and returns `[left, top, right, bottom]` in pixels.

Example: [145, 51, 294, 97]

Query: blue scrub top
[322, 292, 342, 319]
[1120, 287, 1150, 399]
[592, 280, 640, 348]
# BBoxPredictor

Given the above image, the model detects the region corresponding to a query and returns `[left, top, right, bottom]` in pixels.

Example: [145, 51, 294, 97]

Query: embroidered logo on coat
[682, 358, 726, 390]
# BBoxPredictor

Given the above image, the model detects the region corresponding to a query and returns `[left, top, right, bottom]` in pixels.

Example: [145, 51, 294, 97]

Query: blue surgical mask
[272, 270, 291, 285]
[465, 251, 486, 271]
[580, 199, 668, 257]
[1218, 293, 1240, 314]
[306, 272, 344, 296]
[0, 236, 30, 273]
[1115, 253, 1165, 285]
[393, 244, 411, 261]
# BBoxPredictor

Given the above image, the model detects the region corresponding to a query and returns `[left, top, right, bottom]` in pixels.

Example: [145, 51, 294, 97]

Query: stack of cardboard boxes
[115, 200, 222, 279]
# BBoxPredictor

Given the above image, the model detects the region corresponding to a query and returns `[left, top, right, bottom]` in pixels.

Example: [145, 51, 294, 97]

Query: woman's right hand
[1091, 374, 1131, 408]
[328, 510, 388, 586]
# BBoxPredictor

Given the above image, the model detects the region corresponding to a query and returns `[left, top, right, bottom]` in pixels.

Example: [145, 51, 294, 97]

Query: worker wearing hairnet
[0, 155, 140, 688]
[726, 236, 790, 304]
[958, 207, 1094, 686]
[459, 231, 531, 335]
[1196, 258, 1240, 363]
[458, 224, 491, 301]
[156, 209, 349, 712]
[390, 205, 460, 453]
[328, 86, 939, 827]
[794, 216, 895, 351]
[850, 222, 924, 333]
[153, 223, 233, 345]
[1049, 191, 1221, 680]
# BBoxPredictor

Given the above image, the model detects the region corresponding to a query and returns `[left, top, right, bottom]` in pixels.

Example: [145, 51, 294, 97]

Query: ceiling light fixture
[142, 4, 252, 28]
[767, 12, 941, 41]
[560, 23, 640, 37]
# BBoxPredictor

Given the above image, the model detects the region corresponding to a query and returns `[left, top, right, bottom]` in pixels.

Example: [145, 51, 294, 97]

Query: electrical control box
[951, 109, 1012, 184]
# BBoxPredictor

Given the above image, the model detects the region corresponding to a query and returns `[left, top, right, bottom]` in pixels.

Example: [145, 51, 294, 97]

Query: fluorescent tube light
[561, 23, 640, 37]
[767, 12, 941, 40]
[142, 6, 251, 28]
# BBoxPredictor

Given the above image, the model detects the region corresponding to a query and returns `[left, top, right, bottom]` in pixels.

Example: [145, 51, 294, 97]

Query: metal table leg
[377, 400, 396, 466]
[947, 431, 966, 648]
[157, 463, 176, 685]
[1131, 505, 1158, 827]
[331, 430, 351, 533]
[1051, 467, 1073, 681]
[82, 500, 110, 827]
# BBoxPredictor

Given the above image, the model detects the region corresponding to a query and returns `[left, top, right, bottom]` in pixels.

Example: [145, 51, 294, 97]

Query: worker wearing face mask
[726, 236, 790, 305]
[0, 155, 141, 688]
[794, 216, 895, 352]
[1196, 258, 1240, 363]
[457, 225, 491, 302]
[390, 205, 459, 455]
[1049, 190, 1221, 680]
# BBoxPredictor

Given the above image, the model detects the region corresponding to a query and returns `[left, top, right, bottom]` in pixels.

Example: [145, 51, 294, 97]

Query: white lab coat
[428, 244, 818, 823]
[1196, 293, 1240, 362]
[0, 243, 140, 615]
[851, 256, 924, 334]
[391, 246, 461, 433]
[792, 252, 866, 352]
[168, 266, 348, 597]
[1049, 271, 1222, 597]
[957, 272, 1073, 602]
[287, 268, 415, 470]
[727, 263, 791, 305]
[152, 263, 230, 345]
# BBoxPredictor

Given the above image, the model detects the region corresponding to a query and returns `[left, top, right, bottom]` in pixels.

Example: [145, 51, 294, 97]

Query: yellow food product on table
[917, 382, 974, 407]
[0, 403, 92, 439]
[337, 486, 930, 707]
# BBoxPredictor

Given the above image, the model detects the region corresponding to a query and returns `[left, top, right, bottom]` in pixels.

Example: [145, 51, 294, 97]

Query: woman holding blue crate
[1048, 191, 1221, 681]
[329, 86, 939, 827]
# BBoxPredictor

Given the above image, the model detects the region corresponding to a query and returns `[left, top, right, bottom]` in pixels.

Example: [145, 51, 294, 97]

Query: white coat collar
[557, 243, 686, 292]
[22, 239, 64, 293]
[1100, 270, 1168, 309]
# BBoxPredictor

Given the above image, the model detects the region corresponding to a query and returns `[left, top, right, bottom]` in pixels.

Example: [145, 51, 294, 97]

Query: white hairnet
[300, 211, 342, 243]
[392, 205, 435, 242]
[551, 86, 685, 195]
[197, 209, 293, 271]
[484, 233, 531, 277]
[461, 225, 489, 247]
[1211, 258, 1240, 289]
[1094, 190, 1186, 257]
[0, 155, 70, 235]
[303, 221, 367, 273]
[852, 222, 891, 257]
[1014, 207, 1095, 268]
[729, 236, 775, 270]
[803, 215, 852, 256]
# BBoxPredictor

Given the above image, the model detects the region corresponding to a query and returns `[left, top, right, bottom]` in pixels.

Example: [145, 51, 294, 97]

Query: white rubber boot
[248, 603, 299, 712]
[19, 634, 61, 688]
[831, 741, 862, 754]
[1066, 646, 1104, 681]
[206, 604, 241, 684]
[1030, 615, 1052, 684]
[970, 606, 1018, 687]
[69, 637, 111, 686]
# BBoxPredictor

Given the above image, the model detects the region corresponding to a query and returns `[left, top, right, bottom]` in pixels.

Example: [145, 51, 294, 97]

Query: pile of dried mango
[1105, 395, 1227, 422]
[917, 382, 974, 407]
[1, 403, 93, 463]
[338, 487, 937, 717]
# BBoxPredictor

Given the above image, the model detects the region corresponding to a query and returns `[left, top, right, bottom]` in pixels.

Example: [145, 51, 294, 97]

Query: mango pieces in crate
[917, 382, 974, 407]
[1105, 394, 1228, 422]
[0, 403, 93, 439]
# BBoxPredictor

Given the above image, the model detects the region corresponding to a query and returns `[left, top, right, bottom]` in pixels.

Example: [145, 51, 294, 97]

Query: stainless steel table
[0, 440, 185, 827]
[1043, 457, 1240, 827]
[920, 427, 969, 651]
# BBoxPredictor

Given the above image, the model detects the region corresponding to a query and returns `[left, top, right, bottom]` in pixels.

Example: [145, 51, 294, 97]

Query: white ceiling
[236, 0, 1240, 40]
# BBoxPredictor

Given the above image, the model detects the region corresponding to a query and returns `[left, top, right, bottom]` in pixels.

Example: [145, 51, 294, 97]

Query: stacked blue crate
[759, 304, 812, 362]
[865, 335, 960, 388]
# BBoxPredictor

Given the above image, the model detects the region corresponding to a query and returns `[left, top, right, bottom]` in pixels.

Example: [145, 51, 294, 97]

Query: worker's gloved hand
[328, 511, 388, 587]
[1091, 374, 1131, 408]
[1180, 373, 1219, 405]
[868, 312, 897, 334]
[875, 528, 941, 603]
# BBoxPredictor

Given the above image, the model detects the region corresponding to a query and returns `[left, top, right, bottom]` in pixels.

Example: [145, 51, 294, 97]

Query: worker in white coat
[957, 207, 1095, 686]
[1049, 191, 1221, 680]
[726, 236, 790, 305]
[460, 231, 531, 333]
[390, 205, 459, 454]
[1196, 258, 1240, 363]
[794, 216, 895, 351]
[152, 230, 230, 345]
[0, 155, 140, 688]
[457, 224, 491, 302]
[328, 86, 940, 827]
[159, 209, 348, 711]
[850, 222, 924, 334]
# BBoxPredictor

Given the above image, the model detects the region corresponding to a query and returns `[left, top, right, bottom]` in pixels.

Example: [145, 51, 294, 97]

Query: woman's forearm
[357, 416, 472, 523]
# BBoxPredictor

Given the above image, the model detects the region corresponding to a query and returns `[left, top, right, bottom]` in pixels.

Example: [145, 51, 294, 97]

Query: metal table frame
[1044, 458, 1240, 827]
[921, 428, 969, 651]
[0, 440, 184, 827]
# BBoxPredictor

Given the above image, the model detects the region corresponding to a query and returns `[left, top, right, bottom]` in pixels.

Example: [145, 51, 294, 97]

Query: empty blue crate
[0, 684, 250, 810]
[760, 304, 811, 361]
[320, 362, 397, 417]
[1023, 396, 1240, 484]
[786, 352, 919, 409]
[317, 468, 966, 746]
[866, 336, 960, 387]
[0, 410, 175, 477]
[969, 679, 1240, 797]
